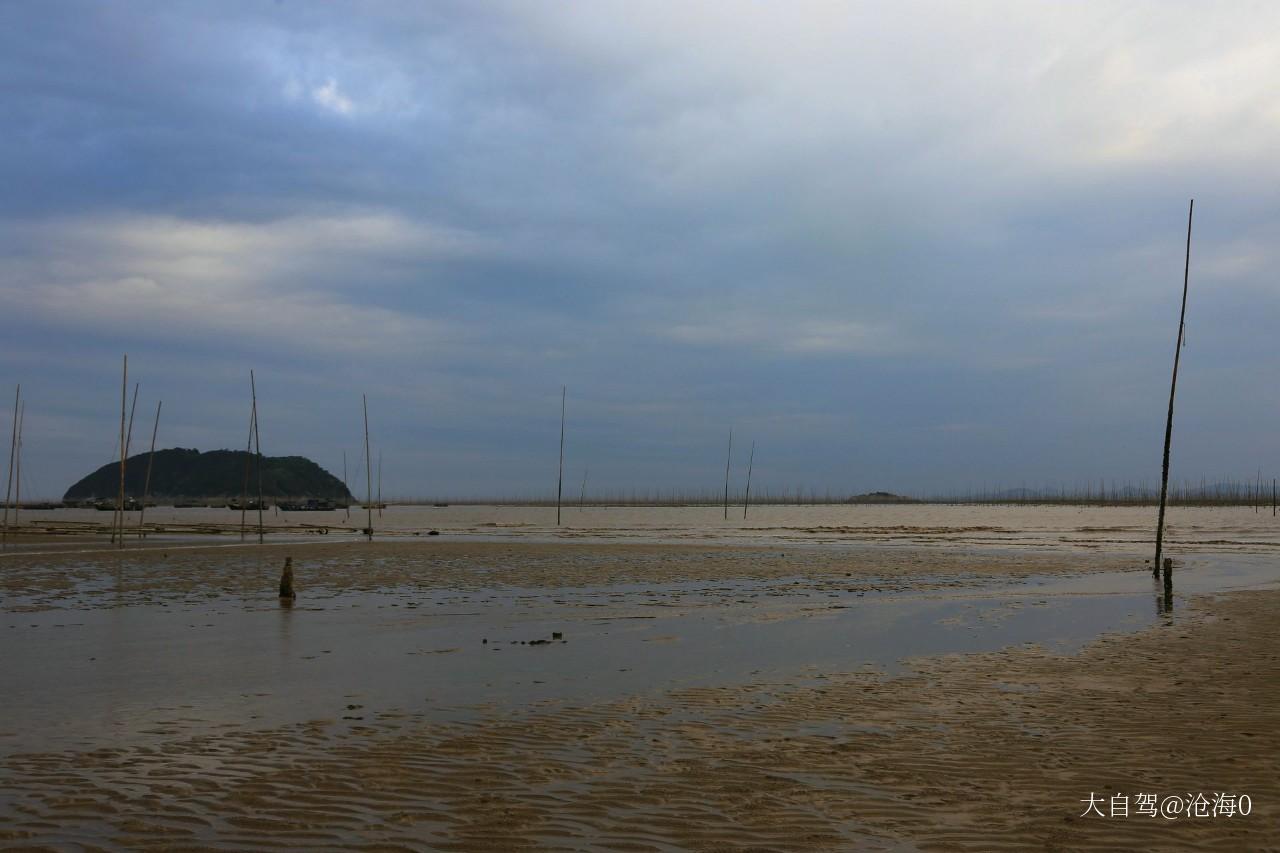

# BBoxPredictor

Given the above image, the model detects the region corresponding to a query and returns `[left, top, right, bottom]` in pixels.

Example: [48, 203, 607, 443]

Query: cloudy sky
[3, 1, 1279, 500]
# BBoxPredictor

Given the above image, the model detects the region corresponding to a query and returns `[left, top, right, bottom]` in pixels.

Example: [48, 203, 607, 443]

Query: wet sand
[0, 539, 1136, 608]
[11, 501, 1280, 553]
[2, 540, 1276, 850]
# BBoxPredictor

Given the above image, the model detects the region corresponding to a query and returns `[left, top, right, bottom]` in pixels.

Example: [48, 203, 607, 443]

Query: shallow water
[12, 502, 1280, 551]
[5, 550, 1274, 757]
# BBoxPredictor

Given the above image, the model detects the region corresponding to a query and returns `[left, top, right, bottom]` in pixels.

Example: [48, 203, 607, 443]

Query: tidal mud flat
[1, 540, 1277, 850]
[11, 502, 1280, 554]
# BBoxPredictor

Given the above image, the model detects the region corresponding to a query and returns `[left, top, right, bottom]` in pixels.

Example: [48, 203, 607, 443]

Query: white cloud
[311, 78, 354, 115]
[13, 273, 434, 354]
[1198, 229, 1280, 287]
[511, 1, 1280, 192]
[0, 213, 483, 355]
[663, 312, 909, 356]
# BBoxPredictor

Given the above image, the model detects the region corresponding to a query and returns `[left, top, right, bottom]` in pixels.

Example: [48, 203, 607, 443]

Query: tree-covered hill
[63, 448, 353, 503]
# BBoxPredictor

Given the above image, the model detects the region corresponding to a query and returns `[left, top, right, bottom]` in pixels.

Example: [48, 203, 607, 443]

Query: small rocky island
[845, 491, 920, 504]
[63, 448, 353, 507]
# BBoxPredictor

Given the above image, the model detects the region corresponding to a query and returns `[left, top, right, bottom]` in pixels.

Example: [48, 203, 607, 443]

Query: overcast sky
[3, 1, 1279, 500]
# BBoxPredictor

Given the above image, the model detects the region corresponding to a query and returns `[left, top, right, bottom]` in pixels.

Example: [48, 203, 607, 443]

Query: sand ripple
[4, 586, 1277, 849]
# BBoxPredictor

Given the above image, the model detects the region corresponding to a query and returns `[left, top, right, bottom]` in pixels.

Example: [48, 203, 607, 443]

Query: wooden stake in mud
[343, 450, 350, 522]
[723, 429, 733, 521]
[114, 355, 128, 547]
[1, 384, 18, 549]
[556, 386, 566, 526]
[743, 440, 755, 520]
[363, 394, 373, 541]
[1154, 199, 1194, 581]
[139, 400, 161, 539]
[279, 556, 296, 600]
[252, 370, 263, 544]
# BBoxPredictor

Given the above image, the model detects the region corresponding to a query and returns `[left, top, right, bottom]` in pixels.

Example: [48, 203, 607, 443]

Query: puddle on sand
[2, 554, 1276, 756]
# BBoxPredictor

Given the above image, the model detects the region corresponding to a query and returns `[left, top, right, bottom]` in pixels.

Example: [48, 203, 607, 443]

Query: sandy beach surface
[10, 501, 1280, 554]
[1, 533, 1277, 850]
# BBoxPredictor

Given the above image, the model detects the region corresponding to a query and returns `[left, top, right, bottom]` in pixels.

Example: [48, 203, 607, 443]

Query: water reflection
[277, 596, 294, 660]
[1155, 578, 1174, 621]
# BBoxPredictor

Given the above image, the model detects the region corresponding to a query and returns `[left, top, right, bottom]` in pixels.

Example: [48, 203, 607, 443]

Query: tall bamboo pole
[114, 356, 127, 547]
[121, 383, 138, 538]
[139, 400, 161, 539]
[556, 386, 565, 526]
[252, 370, 263, 544]
[723, 429, 733, 521]
[2, 384, 18, 549]
[743, 440, 755, 520]
[1154, 199, 1193, 581]
[13, 401, 23, 532]
[343, 450, 350, 521]
[240, 390, 254, 543]
[124, 384, 139, 460]
[363, 394, 372, 541]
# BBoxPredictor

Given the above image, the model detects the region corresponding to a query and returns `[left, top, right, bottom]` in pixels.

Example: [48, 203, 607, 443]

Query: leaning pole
[1153, 199, 1194, 582]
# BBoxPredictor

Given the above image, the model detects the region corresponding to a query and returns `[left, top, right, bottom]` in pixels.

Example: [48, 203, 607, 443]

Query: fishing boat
[278, 498, 337, 511]
[94, 497, 140, 511]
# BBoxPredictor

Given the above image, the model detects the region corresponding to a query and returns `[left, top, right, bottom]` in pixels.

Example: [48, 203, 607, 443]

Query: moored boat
[278, 498, 338, 511]
[93, 497, 141, 511]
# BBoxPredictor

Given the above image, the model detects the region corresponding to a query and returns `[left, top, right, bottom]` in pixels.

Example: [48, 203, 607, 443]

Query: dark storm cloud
[3, 1, 1280, 498]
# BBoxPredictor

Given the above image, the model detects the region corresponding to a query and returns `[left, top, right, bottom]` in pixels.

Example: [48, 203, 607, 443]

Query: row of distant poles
[74, 356, 378, 550]
[554, 199, 1201, 572]
[104, 354, 166, 548]
[0, 199, 1208, 558]
[553, 384, 758, 526]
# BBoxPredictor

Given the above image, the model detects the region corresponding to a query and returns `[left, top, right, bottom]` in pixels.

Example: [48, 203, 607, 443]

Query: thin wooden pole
[2, 384, 18, 549]
[556, 386, 565, 526]
[363, 394, 373, 541]
[1154, 199, 1193, 581]
[723, 429, 733, 521]
[13, 400, 23, 532]
[240, 385, 254, 543]
[743, 440, 755, 520]
[343, 450, 350, 521]
[252, 370, 263, 544]
[124, 384, 139, 460]
[139, 400, 161, 539]
[114, 355, 127, 547]
[580, 466, 588, 508]
[121, 382, 138, 537]
[377, 451, 383, 518]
